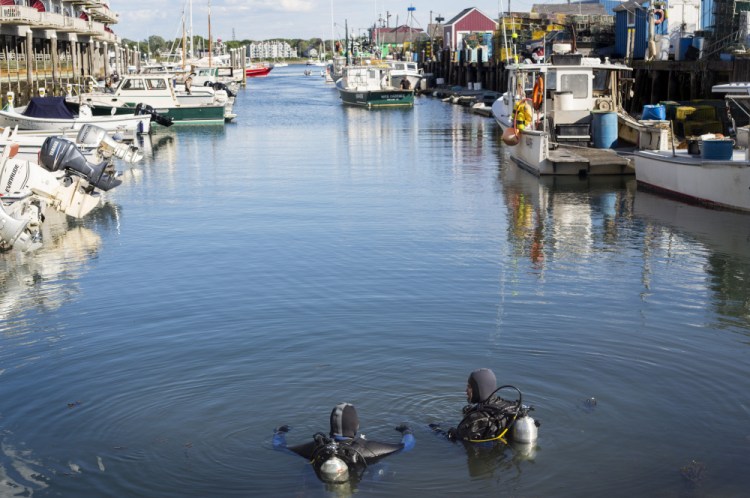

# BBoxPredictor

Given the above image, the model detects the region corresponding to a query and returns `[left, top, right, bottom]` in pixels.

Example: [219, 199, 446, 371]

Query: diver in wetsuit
[431, 368, 538, 443]
[273, 402, 415, 483]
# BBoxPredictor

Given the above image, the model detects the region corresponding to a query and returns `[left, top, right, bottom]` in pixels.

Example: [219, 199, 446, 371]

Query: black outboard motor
[134, 103, 174, 127]
[39, 136, 122, 191]
[211, 82, 235, 98]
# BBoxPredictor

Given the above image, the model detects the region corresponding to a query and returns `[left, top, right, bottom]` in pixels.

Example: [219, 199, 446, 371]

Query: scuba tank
[310, 433, 363, 484]
[318, 454, 350, 483]
[512, 411, 539, 444]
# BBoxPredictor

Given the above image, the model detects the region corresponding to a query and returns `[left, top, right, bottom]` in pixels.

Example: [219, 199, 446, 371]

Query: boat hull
[245, 66, 272, 78]
[68, 102, 226, 125]
[337, 88, 414, 108]
[634, 149, 750, 211]
[0, 109, 150, 133]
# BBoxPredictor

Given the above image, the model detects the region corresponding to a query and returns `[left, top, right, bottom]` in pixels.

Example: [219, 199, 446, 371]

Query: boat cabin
[507, 55, 631, 144]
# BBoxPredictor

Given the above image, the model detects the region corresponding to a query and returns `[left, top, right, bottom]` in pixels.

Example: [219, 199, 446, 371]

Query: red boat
[246, 65, 272, 78]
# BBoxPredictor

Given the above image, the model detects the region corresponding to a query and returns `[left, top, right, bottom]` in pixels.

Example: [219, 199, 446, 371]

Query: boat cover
[22, 97, 76, 119]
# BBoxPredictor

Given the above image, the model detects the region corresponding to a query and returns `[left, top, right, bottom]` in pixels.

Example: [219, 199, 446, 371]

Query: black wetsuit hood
[468, 368, 497, 403]
[330, 403, 359, 438]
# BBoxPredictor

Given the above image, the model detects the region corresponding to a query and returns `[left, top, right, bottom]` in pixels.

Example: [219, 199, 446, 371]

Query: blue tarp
[22, 97, 75, 119]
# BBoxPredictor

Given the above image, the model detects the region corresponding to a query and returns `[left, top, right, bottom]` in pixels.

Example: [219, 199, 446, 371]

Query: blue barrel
[592, 111, 618, 149]
[678, 37, 693, 61]
[701, 139, 733, 160]
[692, 37, 704, 59]
[642, 104, 666, 120]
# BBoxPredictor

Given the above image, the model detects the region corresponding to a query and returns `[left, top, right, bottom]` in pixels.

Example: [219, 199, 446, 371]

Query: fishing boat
[66, 74, 228, 125]
[335, 65, 414, 109]
[385, 59, 423, 90]
[632, 82, 750, 212]
[491, 50, 633, 176]
[0, 94, 151, 134]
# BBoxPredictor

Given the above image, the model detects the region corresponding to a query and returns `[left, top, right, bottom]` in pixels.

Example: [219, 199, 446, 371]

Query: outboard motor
[39, 136, 121, 191]
[212, 82, 235, 98]
[77, 125, 143, 164]
[0, 202, 32, 251]
[134, 103, 174, 127]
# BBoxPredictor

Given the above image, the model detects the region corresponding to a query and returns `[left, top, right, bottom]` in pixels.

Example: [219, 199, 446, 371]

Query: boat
[491, 51, 633, 176]
[66, 74, 228, 125]
[0, 94, 151, 134]
[335, 65, 414, 109]
[632, 83, 750, 212]
[245, 63, 273, 78]
[385, 59, 423, 90]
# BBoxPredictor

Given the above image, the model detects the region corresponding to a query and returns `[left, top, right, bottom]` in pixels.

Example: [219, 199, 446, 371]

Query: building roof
[445, 7, 497, 26]
[612, 0, 646, 13]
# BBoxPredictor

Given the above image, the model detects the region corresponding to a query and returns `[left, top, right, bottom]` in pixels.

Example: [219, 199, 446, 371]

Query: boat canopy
[22, 97, 75, 119]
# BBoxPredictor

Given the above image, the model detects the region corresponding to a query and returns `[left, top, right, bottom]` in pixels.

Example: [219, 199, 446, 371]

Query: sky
[111, 0, 536, 43]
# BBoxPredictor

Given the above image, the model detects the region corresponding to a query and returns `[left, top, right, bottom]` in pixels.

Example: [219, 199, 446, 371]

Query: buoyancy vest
[309, 433, 403, 480]
[455, 397, 518, 442]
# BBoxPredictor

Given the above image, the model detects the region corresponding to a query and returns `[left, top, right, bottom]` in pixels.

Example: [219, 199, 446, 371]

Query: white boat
[66, 74, 229, 125]
[1, 125, 143, 164]
[0, 94, 151, 134]
[385, 60, 423, 90]
[491, 52, 633, 176]
[632, 83, 750, 212]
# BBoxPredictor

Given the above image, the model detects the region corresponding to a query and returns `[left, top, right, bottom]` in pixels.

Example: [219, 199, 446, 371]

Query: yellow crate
[675, 106, 696, 121]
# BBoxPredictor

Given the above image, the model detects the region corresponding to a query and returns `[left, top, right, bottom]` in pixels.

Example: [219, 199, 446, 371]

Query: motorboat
[66, 74, 228, 125]
[245, 63, 273, 78]
[631, 83, 750, 212]
[491, 52, 633, 176]
[335, 65, 414, 109]
[385, 59, 423, 90]
[0, 93, 151, 134]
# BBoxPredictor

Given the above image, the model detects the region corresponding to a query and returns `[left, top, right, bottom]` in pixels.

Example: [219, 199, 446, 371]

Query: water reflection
[0, 203, 119, 326]
[634, 190, 750, 328]
[499, 160, 635, 272]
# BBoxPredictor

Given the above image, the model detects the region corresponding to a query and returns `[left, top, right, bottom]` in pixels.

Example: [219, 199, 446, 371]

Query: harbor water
[1, 65, 749, 497]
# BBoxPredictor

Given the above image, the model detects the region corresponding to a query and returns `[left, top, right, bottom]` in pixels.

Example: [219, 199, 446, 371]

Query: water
[1, 65, 749, 497]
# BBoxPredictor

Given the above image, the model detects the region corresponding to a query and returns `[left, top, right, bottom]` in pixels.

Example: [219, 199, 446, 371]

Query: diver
[273, 402, 415, 484]
[430, 368, 539, 444]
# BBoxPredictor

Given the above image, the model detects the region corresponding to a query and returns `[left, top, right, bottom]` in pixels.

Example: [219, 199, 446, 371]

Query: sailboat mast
[189, 0, 194, 60]
[330, 0, 335, 57]
[208, 0, 212, 67]
[182, 10, 187, 69]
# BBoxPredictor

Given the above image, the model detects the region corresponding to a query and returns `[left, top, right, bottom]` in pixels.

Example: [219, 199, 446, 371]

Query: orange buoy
[502, 127, 520, 146]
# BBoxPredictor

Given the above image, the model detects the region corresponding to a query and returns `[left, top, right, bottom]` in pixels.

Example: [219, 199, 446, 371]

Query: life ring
[532, 76, 544, 110]
[653, 9, 665, 25]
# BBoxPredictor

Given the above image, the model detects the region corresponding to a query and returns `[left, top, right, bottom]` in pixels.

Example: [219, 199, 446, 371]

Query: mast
[189, 0, 194, 60]
[330, 0, 335, 58]
[182, 9, 187, 69]
[208, 0, 212, 67]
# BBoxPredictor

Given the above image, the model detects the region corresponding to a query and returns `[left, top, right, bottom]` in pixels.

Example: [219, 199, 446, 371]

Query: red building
[442, 7, 498, 50]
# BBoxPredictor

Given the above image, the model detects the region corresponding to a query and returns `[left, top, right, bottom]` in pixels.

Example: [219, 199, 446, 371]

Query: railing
[37, 11, 66, 29]
[89, 5, 118, 24]
[0, 5, 42, 24]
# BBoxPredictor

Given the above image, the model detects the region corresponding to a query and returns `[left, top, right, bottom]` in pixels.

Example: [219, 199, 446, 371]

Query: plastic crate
[675, 106, 696, 121]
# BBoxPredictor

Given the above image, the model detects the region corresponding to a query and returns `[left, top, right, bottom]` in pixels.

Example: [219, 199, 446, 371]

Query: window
[121, 79, 145, 90]
[560, 73, 588, 98]
[146, 79, 167, 90]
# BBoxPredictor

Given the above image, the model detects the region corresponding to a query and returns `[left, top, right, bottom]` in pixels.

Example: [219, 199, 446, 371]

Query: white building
[247, 40, 297, 59]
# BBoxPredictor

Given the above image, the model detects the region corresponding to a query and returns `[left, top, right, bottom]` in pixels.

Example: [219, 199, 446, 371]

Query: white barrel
[553, 91, 573, 111]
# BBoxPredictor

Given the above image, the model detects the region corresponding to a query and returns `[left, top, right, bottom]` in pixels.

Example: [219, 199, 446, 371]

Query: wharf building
[0, 0, 135, 103]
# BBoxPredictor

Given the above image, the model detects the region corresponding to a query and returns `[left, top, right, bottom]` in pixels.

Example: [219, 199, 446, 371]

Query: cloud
[223, 0, 314, 13]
